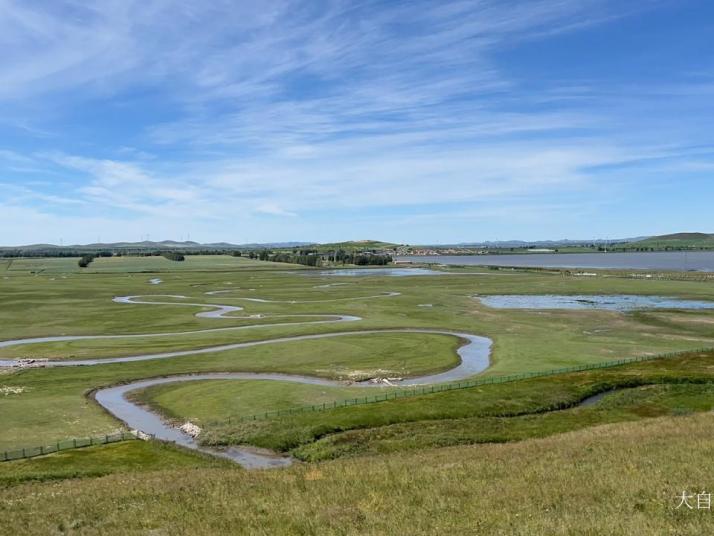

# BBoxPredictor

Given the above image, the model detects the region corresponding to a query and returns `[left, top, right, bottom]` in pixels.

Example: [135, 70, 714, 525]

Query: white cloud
[0, 1, 706, 244]
[30, 139, 622, 219]
[254, 203, 297, 217]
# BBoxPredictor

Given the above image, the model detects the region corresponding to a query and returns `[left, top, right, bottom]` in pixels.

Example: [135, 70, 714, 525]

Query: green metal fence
[214, 346, 714, 425]
[1, 431, 139, 463]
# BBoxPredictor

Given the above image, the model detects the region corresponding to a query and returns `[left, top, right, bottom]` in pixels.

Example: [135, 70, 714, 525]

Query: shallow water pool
[314, 268, 446, 277]
[477, 295, 714, 311]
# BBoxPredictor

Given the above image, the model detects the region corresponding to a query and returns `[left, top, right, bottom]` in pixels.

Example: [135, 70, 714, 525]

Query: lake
[477, 295, 714, 311]
[396, 251, 714, 272]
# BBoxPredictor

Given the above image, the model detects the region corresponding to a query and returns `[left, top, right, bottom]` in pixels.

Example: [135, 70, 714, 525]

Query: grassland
[0, 333, 455, 450]
[2, 254, 295, 274]
[185, 348, 714, 458]
[1, 262, 713, 450]
[0, 440, 231, 487]
[2, 255, 714, 533]
[2, 414, 714, 534]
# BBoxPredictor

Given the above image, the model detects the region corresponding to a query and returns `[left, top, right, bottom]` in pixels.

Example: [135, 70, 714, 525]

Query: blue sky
[1, 0, 712, 245]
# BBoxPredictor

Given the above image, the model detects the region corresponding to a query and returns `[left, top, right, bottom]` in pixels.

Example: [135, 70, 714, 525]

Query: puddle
[577, 390, 617, 407]
[313, 268, 447, 277]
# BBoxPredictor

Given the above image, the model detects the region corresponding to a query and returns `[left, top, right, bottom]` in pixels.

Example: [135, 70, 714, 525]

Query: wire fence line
[213, 346, 714, 426]
[1, 431, 142, 463]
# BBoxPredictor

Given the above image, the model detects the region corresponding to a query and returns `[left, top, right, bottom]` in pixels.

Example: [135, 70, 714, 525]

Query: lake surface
[477, 295, 714, 311]
[397, 251, 714, 272]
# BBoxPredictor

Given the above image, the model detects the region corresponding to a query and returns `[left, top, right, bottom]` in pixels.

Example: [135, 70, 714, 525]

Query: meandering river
[0, 292, 491, 468]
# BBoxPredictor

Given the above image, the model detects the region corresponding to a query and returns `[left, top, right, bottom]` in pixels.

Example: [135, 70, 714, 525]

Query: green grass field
[3, 415, 714, 534]
[2, 254, 295, 274]
[2, 255, 714, 533]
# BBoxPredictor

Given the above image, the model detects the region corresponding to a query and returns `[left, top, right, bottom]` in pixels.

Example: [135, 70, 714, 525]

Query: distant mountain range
[420, 233, 714, 250]
[0, 240, 314, 251]
[423, 237, 650, 248]
[2, 233, 713, 251]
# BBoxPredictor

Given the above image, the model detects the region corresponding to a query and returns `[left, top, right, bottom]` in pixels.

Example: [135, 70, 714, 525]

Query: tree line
[3, 247, 393, 268]
[161, 252, 185, 261]
[238, 248, 392, 267]
[77, 251, 112, 268]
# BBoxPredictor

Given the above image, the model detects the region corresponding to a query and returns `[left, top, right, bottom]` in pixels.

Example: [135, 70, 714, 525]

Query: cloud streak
[1, 0, 712, 244]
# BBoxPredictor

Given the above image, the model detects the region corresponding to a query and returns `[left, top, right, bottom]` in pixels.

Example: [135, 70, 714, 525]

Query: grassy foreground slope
[0, 440, 231, 487]
[2, 414, 714, 534]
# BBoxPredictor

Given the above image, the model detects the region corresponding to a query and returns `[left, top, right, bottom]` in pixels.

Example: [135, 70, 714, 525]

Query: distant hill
[0, 239, 397, 254]
[0, 240, 314, 252]
[4, 234, 714, 255]
[642, 232, 714, 241]
[478, 239, 623, 248]
[309, 240, 400, 251]
[421, 237, 648, 248]
[225, 241, 314, 249]
[623, 233, 714, 250]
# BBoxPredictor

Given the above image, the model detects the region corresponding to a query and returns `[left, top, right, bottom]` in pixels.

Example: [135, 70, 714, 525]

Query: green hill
[620, 232, 714, 251]
[309, 240, 400, 251]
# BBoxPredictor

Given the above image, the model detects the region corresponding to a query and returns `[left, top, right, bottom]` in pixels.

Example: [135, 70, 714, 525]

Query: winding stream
[0, 294, 362, 357]
[92, 334, 491, 471]
[1, 292, 492, 468]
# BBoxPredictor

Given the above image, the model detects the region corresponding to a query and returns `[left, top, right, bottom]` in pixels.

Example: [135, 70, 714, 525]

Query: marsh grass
[196, 350, 714, 457]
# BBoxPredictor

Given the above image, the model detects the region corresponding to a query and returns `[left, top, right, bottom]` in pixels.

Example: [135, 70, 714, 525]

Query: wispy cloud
[255, 203, 297, 217]
[0, 1, 711, 244]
